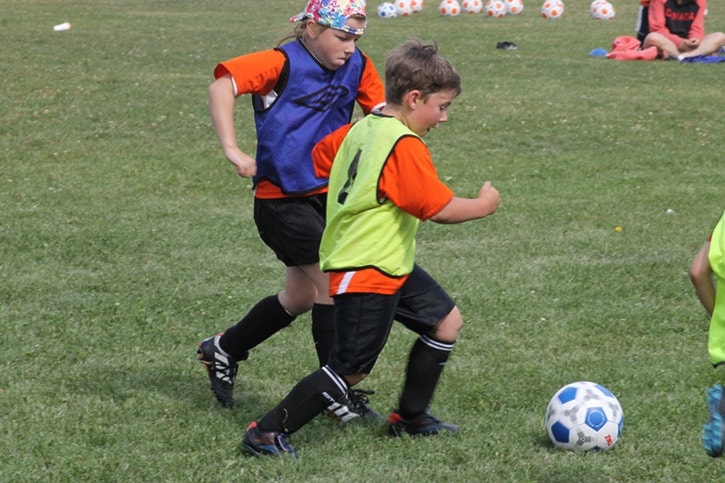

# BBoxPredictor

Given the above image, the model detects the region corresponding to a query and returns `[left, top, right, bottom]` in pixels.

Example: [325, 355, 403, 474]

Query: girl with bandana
[198, 0, 385, 422]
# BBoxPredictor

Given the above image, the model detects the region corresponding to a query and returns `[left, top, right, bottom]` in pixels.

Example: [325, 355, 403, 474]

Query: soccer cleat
[241, 422, 297, 458]
[197, 334, 247, 408]
[326, 389, 384, 423]
[387, 409, 459, 437]
[703, 384, 725, 457]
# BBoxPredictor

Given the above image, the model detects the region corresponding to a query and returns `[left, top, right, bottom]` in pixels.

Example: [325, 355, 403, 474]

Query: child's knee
[432, 306, 463, 342]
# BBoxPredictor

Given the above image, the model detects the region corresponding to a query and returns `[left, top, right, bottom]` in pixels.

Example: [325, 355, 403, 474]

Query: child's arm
[690, 241, 715, 316]
[356, 53, 385, 115]
[430, 181, 500, 224]
[311, 124, 353, 178]
[208, 74, 257, 177]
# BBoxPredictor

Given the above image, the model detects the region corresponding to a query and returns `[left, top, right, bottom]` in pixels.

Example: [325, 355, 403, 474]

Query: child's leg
[642, 32, 680, 58]
[256, 292, 399, 433]
[680, 32, 725, 59]
[219, 294, 297, 358]
[279, 262, 336, 367]
[394, 265, 460, 418]
[257, 366, 349, 433]
[398, 308, 461, 418]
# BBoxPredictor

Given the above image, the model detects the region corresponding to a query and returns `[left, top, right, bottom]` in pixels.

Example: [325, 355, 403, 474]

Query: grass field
[2, 0, 725, 481]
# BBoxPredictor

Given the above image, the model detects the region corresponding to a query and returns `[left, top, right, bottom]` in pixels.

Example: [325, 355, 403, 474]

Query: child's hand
[681, 38, 700, 50]
[430, 181, 500, 223]
[477, 181, 500, 216]
[226, 148, 257, 178]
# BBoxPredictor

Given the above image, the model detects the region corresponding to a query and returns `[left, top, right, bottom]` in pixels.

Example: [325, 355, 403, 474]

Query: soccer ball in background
[410, 0, 424, 13]
[377, 2, 399, 17]
[395, 0, 415, 16]
[589, 0, 607, 14]
[462, 0, 483, 14]
[591, 1, 615, 20]
[484, 0, 507, 17]
[439, 0, 461, 16]
[545, 381, 624, 452]
[541, 0, 564, 18]
[505, 0, 524, 15]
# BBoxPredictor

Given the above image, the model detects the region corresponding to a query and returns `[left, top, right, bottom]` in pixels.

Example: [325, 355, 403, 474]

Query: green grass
[2, 0, 725, 480]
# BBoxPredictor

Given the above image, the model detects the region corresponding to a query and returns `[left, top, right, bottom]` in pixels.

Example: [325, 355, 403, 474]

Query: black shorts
[253, 194, 326, 267]
[327, 265, 456, 376]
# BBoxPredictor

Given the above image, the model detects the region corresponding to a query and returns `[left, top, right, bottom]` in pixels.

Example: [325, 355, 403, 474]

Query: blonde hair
[276, 22, 308, 47]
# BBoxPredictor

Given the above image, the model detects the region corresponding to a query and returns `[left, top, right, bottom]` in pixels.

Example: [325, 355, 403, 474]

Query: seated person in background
[642, 0, 725, 59]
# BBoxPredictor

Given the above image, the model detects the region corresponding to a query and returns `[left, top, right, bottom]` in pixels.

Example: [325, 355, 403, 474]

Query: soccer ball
[591, 1, 615, 20]
[395, 0, 415, 16]
[589, 0, 607, 14]
[484, 0, 506, 17]
[504, 0, 524, 15]
[377, 2, 398, 17]
[541, 0, 564, 18]
[439, 0, 461, 16]
[545, 381, 623, 452]
[410, 0, 424, 13]
[462, 0, 483, 14]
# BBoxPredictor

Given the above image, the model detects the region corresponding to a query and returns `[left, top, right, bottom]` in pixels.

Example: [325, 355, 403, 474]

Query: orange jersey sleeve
[213, 50, 286, 96]
[380, 136, 454, 221]
[356, 52, 385, 114]
[311, 123, 353, 179]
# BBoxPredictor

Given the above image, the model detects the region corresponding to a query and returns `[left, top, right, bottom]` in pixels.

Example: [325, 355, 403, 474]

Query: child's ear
[305, 20, 324, 39]
[405, 89, 422, 109]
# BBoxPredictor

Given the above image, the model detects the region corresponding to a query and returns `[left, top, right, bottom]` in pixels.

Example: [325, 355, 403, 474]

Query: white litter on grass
[53, 21, 72, 31]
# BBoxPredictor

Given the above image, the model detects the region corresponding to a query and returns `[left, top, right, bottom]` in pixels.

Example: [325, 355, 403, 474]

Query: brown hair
[384, 38, 462, 105]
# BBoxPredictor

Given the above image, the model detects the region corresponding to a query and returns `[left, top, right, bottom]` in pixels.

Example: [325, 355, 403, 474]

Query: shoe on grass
[197, 333, 247, 408]
[241, 421, 297, 458]
[387, 409, 459, 437]
[326, 389, 384, 423]
[703, 383, 725, 457]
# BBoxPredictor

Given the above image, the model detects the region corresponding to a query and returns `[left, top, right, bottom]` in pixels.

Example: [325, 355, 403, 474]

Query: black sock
[219, 295, 295, 360]
[257, 366, 348, 434]
[398, 335, 453, 420]
[311, 303, 335, 367]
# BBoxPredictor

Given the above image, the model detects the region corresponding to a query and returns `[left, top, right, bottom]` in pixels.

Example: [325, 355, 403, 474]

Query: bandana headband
[289, 0, 367, 36]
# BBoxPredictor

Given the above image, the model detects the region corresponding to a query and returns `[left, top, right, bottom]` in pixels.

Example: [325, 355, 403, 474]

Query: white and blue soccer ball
[377, 2, 399, 17]
[545, 381, 623, 451]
